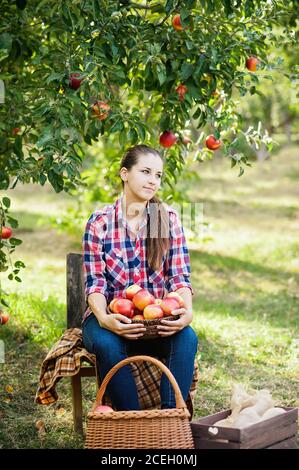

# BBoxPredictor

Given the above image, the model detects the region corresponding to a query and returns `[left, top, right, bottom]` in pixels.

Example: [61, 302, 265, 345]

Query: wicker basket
[107, 306, 179, 339]
[85, 355, 195, 449]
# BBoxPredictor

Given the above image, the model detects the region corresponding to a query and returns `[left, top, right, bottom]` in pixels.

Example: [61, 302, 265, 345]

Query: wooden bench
[67, 252, 97, 434]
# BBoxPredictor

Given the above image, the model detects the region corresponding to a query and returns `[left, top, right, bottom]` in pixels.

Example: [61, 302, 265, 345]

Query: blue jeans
[82, 313, 198, 411]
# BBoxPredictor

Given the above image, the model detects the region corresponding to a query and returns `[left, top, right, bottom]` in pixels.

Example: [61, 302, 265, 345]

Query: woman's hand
[100, 313, 146, 340]
[157, 308, 193, 337]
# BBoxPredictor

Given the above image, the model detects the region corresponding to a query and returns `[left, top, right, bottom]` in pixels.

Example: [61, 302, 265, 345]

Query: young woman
[82, 144, 198, 410]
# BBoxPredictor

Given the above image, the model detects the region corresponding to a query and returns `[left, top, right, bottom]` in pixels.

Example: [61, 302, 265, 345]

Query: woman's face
[121, 153, 164, 202]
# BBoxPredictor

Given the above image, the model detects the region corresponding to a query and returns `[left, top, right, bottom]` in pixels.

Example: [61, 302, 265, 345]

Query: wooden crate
[191, 407, 298, 449]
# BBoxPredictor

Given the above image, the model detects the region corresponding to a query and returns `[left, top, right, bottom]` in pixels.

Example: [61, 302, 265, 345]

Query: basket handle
[95, 354, 187, 410]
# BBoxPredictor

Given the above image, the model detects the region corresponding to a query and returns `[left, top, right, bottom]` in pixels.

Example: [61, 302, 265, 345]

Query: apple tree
[0, 0, 298, 308]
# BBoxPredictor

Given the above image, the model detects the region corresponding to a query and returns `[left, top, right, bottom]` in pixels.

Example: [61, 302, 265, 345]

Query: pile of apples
[108, 285, 185, 321]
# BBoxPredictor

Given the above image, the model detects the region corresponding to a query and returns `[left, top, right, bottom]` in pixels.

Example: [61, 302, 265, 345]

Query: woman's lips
[144, 187, 154, 191]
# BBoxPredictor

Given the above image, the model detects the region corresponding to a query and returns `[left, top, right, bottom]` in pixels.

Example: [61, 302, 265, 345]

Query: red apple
[0, 312, 9, 325]
[92, 101, 111, 120]
[1, 226, 12, 239]
[160, 297, 180, 316]
[166, 292, 185, 308]
[246, 56, 259, 72]
[132, 289, 155, 311]
[143, 304, 164, 320]
[108, 298, 119, 313]
[12, 127, 21, 136]
[159, 131, 177, 148]
[154, 299, 163, 305]
[69, 73, 83, 90]
[125, 284, 142, 300]
[176, 84, 188, 101]
[114, 298, 135, 318]
[94, 405, 114, 413]
[205, 135, 221, 150]
[172, 14, 183, 31]
[132, 314, 145, 321]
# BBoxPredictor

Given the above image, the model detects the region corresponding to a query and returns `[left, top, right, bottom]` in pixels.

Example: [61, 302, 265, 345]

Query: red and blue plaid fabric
[82, 195, 194, 322]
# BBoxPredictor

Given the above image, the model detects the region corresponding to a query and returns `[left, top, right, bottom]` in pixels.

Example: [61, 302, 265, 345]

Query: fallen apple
[1, 226, 12, 239]
[166, 292, 185, 308]
[125, 284, 142, 300]
[205, 135, 221, 150]
[132, 289, 155, 311]
[160, 297, 180, 316]
[159, 131, 177, 148]
[113, 298, 135, 318]
[246, 56, 259, 72]
[143, 304, 164, 320]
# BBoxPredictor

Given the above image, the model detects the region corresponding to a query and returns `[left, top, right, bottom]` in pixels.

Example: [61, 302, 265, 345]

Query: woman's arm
[83, 213, 146, 339]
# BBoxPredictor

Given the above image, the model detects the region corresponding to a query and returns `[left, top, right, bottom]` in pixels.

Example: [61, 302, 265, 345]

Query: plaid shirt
[82, 194, 194, 322]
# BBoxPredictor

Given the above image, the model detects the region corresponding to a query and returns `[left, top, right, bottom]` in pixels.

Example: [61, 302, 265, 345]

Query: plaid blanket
[35, 328, 199, 416]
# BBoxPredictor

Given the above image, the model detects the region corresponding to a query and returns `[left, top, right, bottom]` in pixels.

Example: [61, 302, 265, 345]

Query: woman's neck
[121, 192, 148, 222]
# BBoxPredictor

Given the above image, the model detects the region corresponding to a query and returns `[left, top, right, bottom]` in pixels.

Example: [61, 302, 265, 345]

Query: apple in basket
[143, 304, 164, 320]
[94, 405, 114, 413]
[165, 292, 185, 308]
[113, 298, 135, 318]
[132, 314, 145, 321]
[125, 284, 142, 300]
[132, 288, 155, 311]
[160, 297, 180, 317]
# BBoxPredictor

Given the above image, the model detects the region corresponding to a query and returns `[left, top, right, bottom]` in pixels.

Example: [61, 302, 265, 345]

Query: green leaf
[46, 72, 65, 85]
[179, 63, 195, 81]
[7, 216, 18, 228]
[2, 197, 10, 208]
[9, 238, 22, 246]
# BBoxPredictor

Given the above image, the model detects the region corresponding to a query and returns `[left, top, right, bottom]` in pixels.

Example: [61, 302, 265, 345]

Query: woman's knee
[174, 325, 198, 355]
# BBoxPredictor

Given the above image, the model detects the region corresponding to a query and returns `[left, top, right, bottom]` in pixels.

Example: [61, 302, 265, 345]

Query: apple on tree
[175, 84, 188, 101]
[92, 101, 111, 120]
[69, 73, 83, 90]
[159, 131, 177, 148]
[1, 226, 12, 239]
[0, 311, 9, 325]
[205, 135, 222, 150]
[172, 14, 183, 30]
[246, 56, 259, 72]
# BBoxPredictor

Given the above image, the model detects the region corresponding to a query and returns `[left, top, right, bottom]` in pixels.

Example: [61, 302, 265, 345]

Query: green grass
[0, 146, 299, 448]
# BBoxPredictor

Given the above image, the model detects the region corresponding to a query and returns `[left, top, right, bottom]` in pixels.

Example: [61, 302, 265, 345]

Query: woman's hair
[120, 144, 170, 272]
